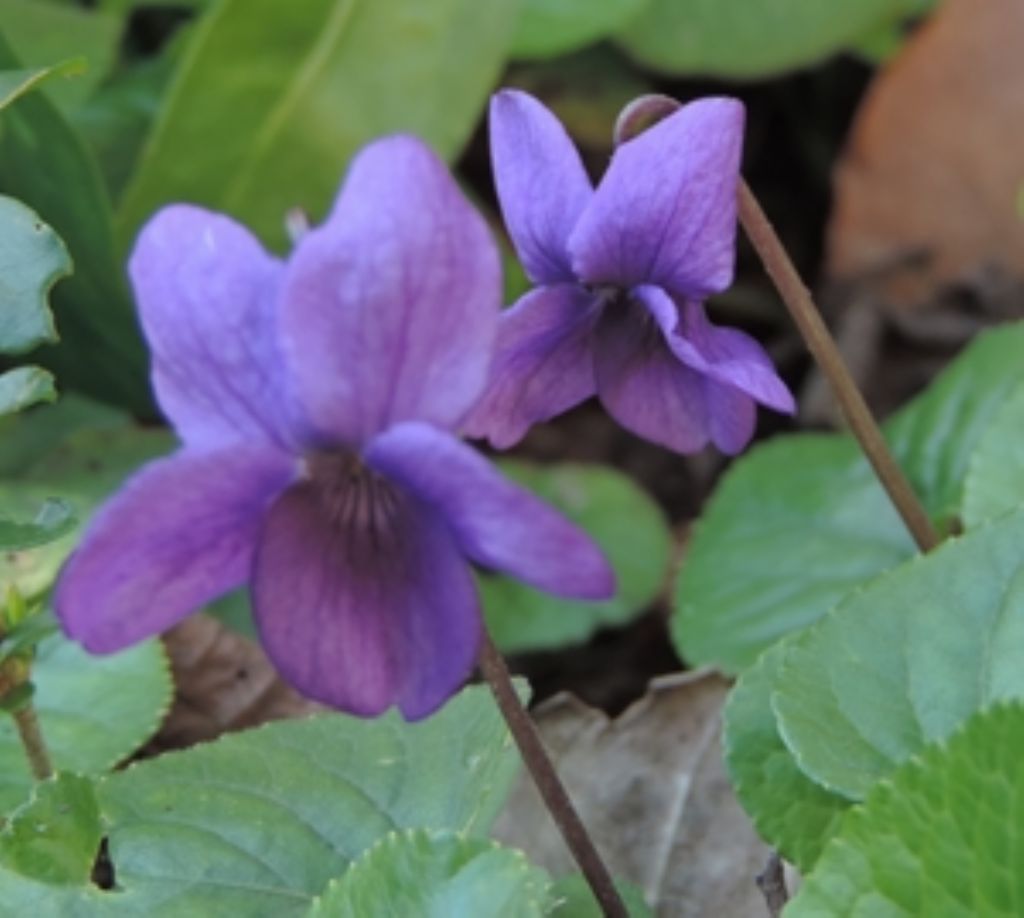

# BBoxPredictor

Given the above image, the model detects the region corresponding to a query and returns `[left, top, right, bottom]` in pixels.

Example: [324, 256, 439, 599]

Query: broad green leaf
[722, 642, 849, 873]
[311, 830, 548, 917]
[546, 875, 653, 917]
[0, 634, 171, 811]
[511, 0, 646, 59]
[673, 322, 1024, 673]
[0, 773, 102, 885]
[616, 0, 924, 77]
[0, 497, 74, 551]
[96, 684, 521, 913]
[773, 508, 1024, 801]
[0, 35, 153, 416]
[788, 703, 1024, 917]
[0, 58, 86, 112]
[0, 0, 120, 112]
[0, 366, 56, 416]
[485, 462, 670, 652]
[117, 0, 520, 250]
[0, 195, 69, 354]
[963, 381, 1024, 527]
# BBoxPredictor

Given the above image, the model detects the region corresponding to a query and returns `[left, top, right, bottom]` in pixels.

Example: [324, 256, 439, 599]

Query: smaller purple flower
[465, 90, 795, 455]
[54, 136, 613, 720]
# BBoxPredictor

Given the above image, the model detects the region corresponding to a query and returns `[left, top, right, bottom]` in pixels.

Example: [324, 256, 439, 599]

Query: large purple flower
[55, 136, 613, 720]
[465, 90, 795, 455]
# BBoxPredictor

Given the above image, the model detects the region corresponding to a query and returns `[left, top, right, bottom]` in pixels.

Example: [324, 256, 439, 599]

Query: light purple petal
[490, 90, 594, 285]
[367, 422, 614, 600]
[280, 136, 501, 446]
[55, 448, 295, 653]
[568, 97, 744, 299]
[462, 284, 600, 448]
[129, 205, 305, 451]
[635, 285, 795, 412]
[252, 478, 480, 720]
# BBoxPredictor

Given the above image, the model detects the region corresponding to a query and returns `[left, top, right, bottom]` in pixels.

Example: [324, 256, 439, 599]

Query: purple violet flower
[465, 90, 795, 455]
[54, 136, 614, 720]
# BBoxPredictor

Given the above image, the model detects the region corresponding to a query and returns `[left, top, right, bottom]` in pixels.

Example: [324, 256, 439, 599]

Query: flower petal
[252, 478, 480, 720]
[569, 97, 744, 299]
[280, 136, 501, 446]
[490, 90, 594, 284]
[55, 448, 295, 653]
[129, 205, 304, 450]
[462, 284, 600, 448]
[635, 285, 795, 412]
[367, 423, 614, 600]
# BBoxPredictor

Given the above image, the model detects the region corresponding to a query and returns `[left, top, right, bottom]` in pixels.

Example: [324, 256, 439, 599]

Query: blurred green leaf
[0, 0, 120, 112]
[0, 634, 171, 811]
[547, 874, 653, 916]
[0, 35, 153, 416]
[511, 0, 646, 59]
[723, 642, 850, 873]
[0, 58, 86, 112]
[774, 507, 1024, 800]
[118, 0, 520, 251]
[0, 195, 69, 354]
[311, 830, 548, 917]
[485, 462, 670, 653]
[788, 703, 1024, 917]
[617, 0, 927, 77]
[0, 497, 74, 551]
[963, 380, 1024, 527]
[673, 322, 1024, 673]
[0, 367, 56, 417]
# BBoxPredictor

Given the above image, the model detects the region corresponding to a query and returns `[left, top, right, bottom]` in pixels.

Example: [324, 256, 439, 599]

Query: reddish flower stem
[737, 181, 940, 553]
[478, 632, 628, 917]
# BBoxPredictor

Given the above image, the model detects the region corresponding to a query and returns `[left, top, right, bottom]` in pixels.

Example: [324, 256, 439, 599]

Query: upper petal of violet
[367, 422, 615, 600]
[279, 136, 502, 447]
[568, 97, 744, 299]
[129, 205, 306, 452]
[489, 90, 594, 285]
[55, 447, 295, 653]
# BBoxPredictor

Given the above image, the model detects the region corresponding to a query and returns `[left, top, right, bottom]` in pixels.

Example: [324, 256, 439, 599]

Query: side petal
[490, 90, 594, 284]
[462, 284, 600, 449]
[55, 447, 296, 653]
[252, 480, 480, 720]
[129, 205, 304, 451]
[635, 285, 795, 413]
[569, 97, 744, 299]
[366, 423, 614, 600]
[280, 136, 502, 446]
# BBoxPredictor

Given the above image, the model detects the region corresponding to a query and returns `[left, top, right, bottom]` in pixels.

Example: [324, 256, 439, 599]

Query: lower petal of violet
[55, 447, 296, 653]
[251, 466, 482, 720]
[462, 284, 600, 449]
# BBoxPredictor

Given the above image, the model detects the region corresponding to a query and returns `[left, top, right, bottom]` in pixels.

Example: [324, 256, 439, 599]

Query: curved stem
[737, 180, 940, 553]
[478, 632, 628, 918]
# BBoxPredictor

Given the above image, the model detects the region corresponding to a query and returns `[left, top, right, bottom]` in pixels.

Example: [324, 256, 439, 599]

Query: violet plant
[1, 4, 1024, 916]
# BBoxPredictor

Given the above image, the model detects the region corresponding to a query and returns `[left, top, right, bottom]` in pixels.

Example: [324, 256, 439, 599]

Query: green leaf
[0, 497, 74, 551]
[773, 507, 1024, 801]
[0, 58, 86, 112]
[0, 634, 171, 811]
[722, 642, 850, 873]
[0, 195, 70, 354]
[96, 684, 521, 913]
[0, 0, 120, 112]
[311, 829, 548, 917]
[616, 0, 923, 77]
[0, 35, 153, 416]
[0, 366, 56, 417]
[546, 874, 653, 917]
[788, 703, 1024, 917]
[963, 381, 1024, 527]
[484, 462, 670, 653]
[511, 0, 646, 59]
[0, 773, 102, 885]
[117, 0, 520, 251]
[673, 322, 1024, 673]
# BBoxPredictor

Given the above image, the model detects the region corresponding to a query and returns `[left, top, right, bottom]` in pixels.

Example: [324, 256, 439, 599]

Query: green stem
[12, 702, 52, 781]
